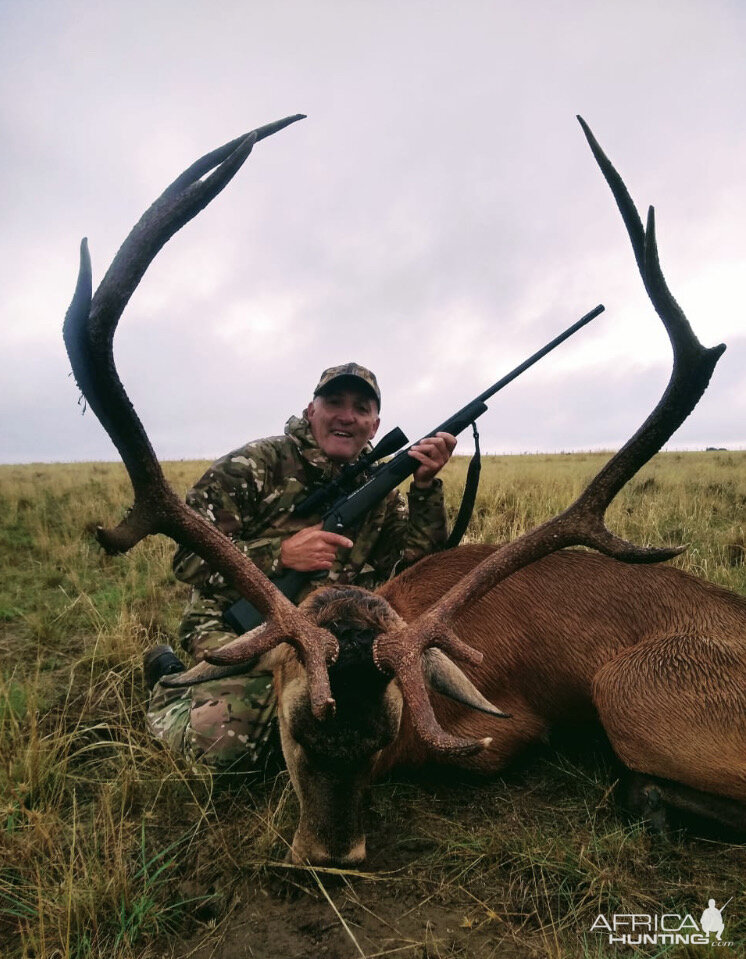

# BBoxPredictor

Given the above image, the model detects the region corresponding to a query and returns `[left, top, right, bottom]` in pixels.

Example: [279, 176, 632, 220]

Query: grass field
[1, 451, 745, 958]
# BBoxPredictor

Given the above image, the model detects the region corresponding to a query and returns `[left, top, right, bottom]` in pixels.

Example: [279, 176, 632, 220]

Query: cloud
[1, 0, 744, 464]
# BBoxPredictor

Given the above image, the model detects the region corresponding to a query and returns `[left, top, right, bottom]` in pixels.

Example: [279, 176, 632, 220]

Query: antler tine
[396, 660, 493, 757]
[162, 658, 260, 688]
[64, 117, 341, 720]
[171, 618, 337, 719]
[165, 116, 307, 201]
[205, 621, 338, 718]
[374, 118, 726, 755]
[571, 116, 726, 521]
[576, 114, 704, 358]
[372, 618, 495, 756]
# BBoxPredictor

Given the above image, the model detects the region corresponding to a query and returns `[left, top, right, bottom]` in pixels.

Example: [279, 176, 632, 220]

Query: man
[145, 363, 456, 772]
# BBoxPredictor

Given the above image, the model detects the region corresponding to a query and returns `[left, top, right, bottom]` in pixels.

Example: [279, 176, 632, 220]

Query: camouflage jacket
[173, 415, 448, 636]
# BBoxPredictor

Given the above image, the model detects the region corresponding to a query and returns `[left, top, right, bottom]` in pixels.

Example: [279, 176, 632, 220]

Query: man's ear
[305, 399, 316, 421]
[369, 415, 380, 440]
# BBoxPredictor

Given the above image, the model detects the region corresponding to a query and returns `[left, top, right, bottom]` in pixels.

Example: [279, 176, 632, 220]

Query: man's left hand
[408, 431, 457, 488]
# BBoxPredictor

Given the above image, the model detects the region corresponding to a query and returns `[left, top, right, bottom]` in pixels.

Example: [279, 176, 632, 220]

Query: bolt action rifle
[223, 304, 604, 633]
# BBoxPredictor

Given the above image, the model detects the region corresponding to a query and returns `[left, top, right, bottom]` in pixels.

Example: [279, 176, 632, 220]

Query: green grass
[0, 453, 744, 958]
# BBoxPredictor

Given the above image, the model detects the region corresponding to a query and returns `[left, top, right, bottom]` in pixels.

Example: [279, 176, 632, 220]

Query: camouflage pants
[146, 607, 279, 773]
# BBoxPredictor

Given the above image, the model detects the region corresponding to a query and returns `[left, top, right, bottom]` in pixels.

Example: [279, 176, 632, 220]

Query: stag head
[65, 115, 724, 867]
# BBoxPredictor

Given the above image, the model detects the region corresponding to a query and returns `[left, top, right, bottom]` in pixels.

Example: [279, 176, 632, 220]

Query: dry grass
[1, 452, 745, 958]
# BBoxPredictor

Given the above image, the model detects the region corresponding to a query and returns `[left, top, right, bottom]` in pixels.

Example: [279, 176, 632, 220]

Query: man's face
[306, 387, 380, 463]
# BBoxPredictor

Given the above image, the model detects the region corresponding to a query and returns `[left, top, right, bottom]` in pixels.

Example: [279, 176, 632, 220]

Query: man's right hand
[280, 524, 354, 572]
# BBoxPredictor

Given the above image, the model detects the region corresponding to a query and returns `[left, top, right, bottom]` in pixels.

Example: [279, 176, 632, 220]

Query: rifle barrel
[474, 304, 604, 407]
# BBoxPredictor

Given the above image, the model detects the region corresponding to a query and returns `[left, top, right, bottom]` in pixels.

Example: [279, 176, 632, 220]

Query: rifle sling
[444, 421, 481, 549]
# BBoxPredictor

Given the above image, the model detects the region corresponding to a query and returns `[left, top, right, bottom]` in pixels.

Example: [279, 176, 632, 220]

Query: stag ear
[423, 649, 510, 718]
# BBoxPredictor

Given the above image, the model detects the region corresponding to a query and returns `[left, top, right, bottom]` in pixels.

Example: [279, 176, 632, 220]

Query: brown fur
[271, 546, 746, 862]
[375, 546, 746, 802]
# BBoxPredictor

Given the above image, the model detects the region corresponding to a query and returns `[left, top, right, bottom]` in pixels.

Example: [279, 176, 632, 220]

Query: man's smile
[306, 388, 381, 463]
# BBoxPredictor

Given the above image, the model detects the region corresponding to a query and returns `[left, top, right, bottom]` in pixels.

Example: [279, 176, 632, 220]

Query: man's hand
[408, 431, 457, 488]
[281, 524, 354, 572]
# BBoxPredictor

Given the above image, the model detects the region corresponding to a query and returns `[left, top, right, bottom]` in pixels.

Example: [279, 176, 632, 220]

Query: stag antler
[64, 116, 342, 719]
[369, 116, 726, 756]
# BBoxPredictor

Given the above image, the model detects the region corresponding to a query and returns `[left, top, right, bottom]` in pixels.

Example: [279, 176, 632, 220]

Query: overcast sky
[1, 0, 743, 465]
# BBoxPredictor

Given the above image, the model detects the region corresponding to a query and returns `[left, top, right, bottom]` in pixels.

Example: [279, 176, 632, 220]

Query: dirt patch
[178, 867, 533, 959]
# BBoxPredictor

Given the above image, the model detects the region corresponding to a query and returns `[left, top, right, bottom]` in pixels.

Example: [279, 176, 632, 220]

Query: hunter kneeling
[145, 363, 455, 772]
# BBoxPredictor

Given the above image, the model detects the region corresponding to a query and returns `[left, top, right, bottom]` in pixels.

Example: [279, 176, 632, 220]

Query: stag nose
[289, 836, 366, 868]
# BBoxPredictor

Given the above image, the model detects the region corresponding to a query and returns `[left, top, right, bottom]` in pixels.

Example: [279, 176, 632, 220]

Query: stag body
[379, 547, 746, 785]
[268, 547, 746, 863]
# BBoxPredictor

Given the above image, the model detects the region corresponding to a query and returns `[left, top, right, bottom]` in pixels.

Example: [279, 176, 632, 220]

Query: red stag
[64, 114, 745, 867]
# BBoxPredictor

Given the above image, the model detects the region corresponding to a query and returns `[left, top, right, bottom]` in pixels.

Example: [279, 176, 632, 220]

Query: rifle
[223, 304, 604, 633]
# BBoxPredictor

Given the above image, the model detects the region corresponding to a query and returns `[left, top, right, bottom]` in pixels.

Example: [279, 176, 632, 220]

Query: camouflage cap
[313, 363, 381, 409]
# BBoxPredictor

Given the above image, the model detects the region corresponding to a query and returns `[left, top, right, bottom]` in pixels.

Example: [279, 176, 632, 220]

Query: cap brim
[314, 375, 380, 407]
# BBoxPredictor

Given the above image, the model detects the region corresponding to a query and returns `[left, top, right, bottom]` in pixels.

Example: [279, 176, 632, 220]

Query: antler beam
[64, 115, 303, 549]
[372, 117, 726, 755]
[64, 116, 342, 720]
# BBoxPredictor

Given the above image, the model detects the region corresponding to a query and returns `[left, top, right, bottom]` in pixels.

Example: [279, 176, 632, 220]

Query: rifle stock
[223, 569, 309, 632]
